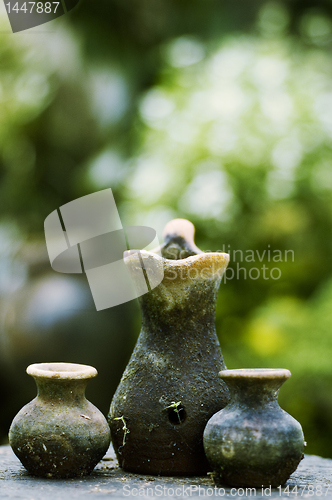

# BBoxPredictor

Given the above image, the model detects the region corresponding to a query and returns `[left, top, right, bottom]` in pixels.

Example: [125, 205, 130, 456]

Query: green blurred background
[1, 0, 332, 459]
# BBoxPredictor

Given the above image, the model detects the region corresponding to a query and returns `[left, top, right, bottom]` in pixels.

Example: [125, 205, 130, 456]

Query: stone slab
[0, 445, 331, 499]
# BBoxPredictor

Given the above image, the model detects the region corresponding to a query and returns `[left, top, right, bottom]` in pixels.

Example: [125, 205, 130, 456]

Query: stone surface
[0, 444, 331, 499]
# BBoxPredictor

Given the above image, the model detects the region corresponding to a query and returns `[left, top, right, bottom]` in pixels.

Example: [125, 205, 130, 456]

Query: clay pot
[9, 362, 110, 478]
[203, 368, 305, 487]
[109, 219, 230, 475]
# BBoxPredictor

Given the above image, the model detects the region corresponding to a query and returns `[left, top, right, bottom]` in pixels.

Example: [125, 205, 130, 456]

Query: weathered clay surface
[9, 363, 110, 478]
[203, 369, 305, 487]
[109, 219, 230, 475]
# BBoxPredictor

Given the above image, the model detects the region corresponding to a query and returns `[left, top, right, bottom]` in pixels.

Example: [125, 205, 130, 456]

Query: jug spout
[124, 250, 229, 317]
[124, 217, 230, 306]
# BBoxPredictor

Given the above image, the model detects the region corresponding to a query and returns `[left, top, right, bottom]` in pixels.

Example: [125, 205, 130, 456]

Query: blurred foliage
[1, 0, 332, 457]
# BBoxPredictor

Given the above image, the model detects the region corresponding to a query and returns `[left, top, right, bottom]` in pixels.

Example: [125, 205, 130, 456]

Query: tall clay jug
[108, 219, 230, 475]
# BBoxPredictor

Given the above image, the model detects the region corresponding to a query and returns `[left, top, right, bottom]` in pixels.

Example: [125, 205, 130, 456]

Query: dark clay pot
[109, 219, 230, 475]
[9, 362, 110, 478]
[203, 369, 305, 487]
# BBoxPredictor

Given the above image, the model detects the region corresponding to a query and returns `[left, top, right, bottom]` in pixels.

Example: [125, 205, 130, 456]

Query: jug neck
[139, 252, 229, 333]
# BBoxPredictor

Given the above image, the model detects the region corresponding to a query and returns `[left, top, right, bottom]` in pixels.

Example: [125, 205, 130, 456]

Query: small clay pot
[9, 362, 110, 478]
[203, 369, 305, 487]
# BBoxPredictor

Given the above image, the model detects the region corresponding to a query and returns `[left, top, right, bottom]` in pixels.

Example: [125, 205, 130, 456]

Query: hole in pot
[168, 404, 186, 425]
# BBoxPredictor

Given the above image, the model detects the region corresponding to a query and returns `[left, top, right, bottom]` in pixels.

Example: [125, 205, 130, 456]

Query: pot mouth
[27, 362, 97, 380]
[219, 368, 291, 380]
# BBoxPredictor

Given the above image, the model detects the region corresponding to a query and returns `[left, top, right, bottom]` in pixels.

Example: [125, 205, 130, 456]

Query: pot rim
[218, 368, 291, 380]
[26, 362, 97, 380]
